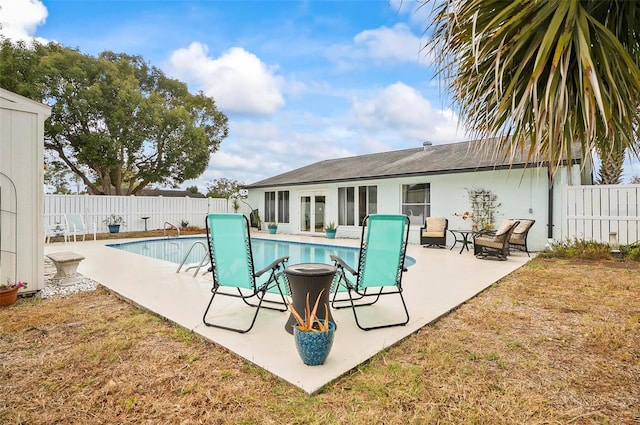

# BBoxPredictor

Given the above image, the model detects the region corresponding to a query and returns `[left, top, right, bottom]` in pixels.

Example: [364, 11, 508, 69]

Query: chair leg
[330, 270, 364, 307]
[348, 287, 410, 331]
[241, 285, 288, 312]
[203, 287, 266, 334]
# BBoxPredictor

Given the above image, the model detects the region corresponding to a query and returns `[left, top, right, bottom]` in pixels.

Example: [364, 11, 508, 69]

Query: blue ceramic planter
[325, 229, 336, 239]
[293, 320, 336, 366]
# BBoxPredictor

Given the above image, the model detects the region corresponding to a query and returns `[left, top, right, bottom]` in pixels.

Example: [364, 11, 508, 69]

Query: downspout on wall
[547, 168, 554, 240]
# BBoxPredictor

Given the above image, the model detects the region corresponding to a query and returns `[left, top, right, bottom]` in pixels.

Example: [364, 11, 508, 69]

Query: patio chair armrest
[254, 256, 289, 278]
[475, 229, 495, 238]
[330, 254, 357, 276]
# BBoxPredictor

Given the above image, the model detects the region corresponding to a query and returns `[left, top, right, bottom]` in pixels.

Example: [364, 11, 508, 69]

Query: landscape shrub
[540, 239, 613, 260]
[620, 242, 640, 261]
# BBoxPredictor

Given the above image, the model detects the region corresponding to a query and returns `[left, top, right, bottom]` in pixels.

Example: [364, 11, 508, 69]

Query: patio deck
[44, 232, 532, 395]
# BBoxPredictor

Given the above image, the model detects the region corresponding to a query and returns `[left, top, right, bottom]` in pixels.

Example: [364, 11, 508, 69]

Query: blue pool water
[107, 236, 415, 270]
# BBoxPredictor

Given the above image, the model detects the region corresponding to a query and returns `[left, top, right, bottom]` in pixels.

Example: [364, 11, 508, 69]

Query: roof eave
[246, 159, 581, 189]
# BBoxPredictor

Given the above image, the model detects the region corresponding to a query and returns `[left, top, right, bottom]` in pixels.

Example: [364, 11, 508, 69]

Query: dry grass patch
[1, 258, 638, 424]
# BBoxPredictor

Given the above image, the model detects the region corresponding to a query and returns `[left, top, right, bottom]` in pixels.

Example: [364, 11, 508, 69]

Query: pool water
[107, 236, 415, 271]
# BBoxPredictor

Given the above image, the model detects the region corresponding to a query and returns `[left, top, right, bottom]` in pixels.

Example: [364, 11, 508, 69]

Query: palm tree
[596, 145, 625, 184]
[423, 0, 640, 174]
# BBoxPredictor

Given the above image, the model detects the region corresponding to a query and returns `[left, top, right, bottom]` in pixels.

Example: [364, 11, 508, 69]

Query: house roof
[137, 188, 205, 198]
[248, 139, 583, 188]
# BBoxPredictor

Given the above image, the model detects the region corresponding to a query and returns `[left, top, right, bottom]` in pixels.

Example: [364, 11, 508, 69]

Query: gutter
[547, 169, 554, 239]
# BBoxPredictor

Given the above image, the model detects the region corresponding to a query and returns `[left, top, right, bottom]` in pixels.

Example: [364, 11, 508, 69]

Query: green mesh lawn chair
[203, 213, 289, 333]
[330, 214, 411, 331]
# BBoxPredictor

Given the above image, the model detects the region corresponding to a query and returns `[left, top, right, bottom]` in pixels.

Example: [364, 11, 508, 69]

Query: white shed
[0, 88, 51, 294]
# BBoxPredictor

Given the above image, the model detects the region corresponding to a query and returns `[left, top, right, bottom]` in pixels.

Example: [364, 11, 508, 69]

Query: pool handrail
[176, 240, 210, 277]
[163, 221, 180, 238]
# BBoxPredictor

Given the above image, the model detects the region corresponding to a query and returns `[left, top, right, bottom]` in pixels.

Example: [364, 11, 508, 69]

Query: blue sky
[1, 0, 638, 189]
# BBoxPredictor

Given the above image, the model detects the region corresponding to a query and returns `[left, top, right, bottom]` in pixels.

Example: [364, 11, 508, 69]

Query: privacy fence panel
[45, 195, 228, 233]
[563, 184, 640, 245]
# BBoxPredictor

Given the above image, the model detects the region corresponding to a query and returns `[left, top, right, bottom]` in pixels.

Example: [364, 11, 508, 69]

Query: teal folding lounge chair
[330, 214, 411, 331]
[203, 213, 289, 333]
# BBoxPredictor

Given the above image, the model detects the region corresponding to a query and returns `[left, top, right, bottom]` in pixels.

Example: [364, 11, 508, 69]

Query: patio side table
[448, 229, 475, 254]
[284, 263, 337, 334]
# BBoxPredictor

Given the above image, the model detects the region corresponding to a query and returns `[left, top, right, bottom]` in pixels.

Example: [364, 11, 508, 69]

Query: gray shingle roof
[138, 189, 205, 198]
[248, 139, 583, 188]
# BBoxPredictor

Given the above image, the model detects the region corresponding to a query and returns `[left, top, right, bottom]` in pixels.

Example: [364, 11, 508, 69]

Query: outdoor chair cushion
[508, 219, 535, 256]
[510, 220, 534, 243]
[474, 220, 520, 260]
[494, 219, 515, 237]
[422, 217, 447, 237]
[473, 236, 505, 250]
[420, 216, 448, 248]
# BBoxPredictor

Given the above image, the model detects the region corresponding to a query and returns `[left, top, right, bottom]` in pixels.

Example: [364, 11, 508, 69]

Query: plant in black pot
[288, 289, 335, 366]
[103, 214, 125, 234]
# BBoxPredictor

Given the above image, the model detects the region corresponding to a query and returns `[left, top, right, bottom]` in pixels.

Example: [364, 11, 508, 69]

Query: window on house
[265, 190, 289, 224]
[401, 183, 430, 226]
[264, 192, 276, 223]
[277, 191, 290, 223]
[339, 185, 377, 226]
[358, 185, 377, 225]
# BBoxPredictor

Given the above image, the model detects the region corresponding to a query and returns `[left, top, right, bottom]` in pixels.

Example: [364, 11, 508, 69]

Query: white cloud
[351, 82, 465, 144]
[353, 24, 423, 63]
[328, 23, 428, 69]
[167, 42, 285, 115]
[0, 0, 48, 43]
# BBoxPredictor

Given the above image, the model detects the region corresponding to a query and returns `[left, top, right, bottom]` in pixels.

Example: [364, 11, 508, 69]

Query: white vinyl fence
[563, 184, 640, 245]
[45, 194, 228, 233]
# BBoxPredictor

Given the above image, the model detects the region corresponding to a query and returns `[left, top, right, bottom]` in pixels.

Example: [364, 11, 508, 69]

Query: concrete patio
[44, 233, 532, 394]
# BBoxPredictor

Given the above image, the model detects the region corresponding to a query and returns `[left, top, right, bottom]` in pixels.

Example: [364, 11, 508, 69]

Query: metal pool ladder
[176, 240, 210, 277]
[163, 221, 180, 238]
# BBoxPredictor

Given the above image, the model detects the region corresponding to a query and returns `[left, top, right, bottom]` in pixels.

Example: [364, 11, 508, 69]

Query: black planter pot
[108, 224, 121, 234]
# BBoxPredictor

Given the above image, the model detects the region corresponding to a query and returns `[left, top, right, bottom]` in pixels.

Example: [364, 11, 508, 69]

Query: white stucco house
[245, 140, 593, 252]
[0, 88, 51, 294]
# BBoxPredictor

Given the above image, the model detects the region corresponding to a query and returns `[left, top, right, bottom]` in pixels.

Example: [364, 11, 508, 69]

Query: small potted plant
[103, 214, 125, 234]
[0, 279, 27, 307]
[324, 222, 337, 239]
[251, 210, 262, 229]
[288, 289, 336, 366]
[267, 222, 278, 234]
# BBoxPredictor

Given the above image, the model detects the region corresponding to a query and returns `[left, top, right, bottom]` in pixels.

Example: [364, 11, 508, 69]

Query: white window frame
[338, 185, 377, 226]
[401, 183, 431, 226]
[265, 190, 290, 224]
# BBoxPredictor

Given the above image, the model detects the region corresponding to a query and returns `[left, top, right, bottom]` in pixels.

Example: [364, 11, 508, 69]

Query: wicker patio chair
[473, 220, 520, 260]
[509, 219, 535, 256]
[420, 216, 448, 248]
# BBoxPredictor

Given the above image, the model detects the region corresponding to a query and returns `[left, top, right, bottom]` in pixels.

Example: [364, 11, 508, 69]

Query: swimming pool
[107, 236, 416, 270]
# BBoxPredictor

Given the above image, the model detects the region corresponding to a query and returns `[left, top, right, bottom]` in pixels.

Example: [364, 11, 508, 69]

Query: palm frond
[423, 0, 640, 175]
